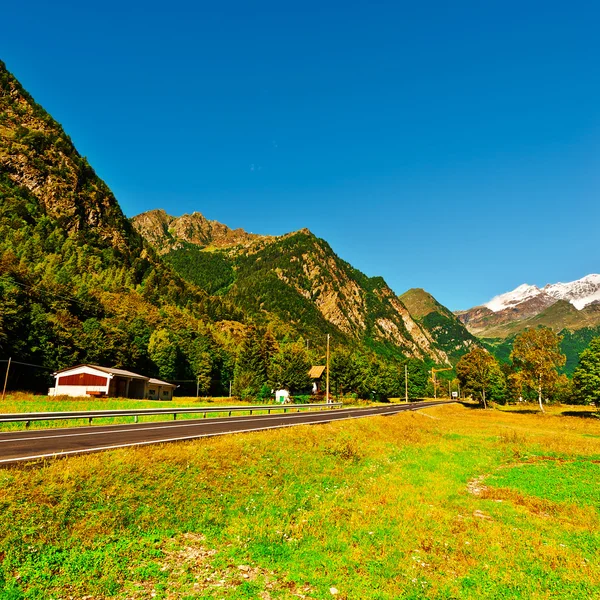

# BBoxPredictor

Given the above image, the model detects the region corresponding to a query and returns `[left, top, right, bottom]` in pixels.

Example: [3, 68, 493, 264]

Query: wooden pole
[405, 364, 408, 403]
[326, 334, 330, 403]
[2, 357, 11, 402]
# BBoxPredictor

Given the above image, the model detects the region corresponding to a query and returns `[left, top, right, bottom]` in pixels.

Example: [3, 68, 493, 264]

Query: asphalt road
[0, 401, 450, 466]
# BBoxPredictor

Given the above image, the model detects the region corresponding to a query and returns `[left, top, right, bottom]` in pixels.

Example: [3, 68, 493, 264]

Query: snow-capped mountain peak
[484, 274, 600, 313]
[543, 274, 600, 309]
[485, 284, 543, 312]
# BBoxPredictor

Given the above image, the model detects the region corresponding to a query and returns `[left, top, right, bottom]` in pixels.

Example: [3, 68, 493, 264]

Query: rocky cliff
[132, 209, 269, 254]
[133, 210, 467, 364]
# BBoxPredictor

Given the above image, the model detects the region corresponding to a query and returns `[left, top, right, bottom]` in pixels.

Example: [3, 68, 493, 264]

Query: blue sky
[2, 1, 599, 310]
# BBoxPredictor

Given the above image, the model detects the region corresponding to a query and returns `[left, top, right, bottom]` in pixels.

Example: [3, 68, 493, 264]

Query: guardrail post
[88, 417, 93, 425]
[26, 421, 30, 429]
[173, 413, 177, 420]
[134, 415, 138, 424]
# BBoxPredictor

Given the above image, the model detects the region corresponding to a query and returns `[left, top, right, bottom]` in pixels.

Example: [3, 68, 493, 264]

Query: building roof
[148, 378, 176, 388]
[54, 364, 149, 380]
[308, 365, 326, 379]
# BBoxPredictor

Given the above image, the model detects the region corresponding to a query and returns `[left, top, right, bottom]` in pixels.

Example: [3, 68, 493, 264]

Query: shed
[275, 389, 290, 404]
[308, 365, 326, 394]
[147, 378, 176, 401]
[48, 364, 174, 400]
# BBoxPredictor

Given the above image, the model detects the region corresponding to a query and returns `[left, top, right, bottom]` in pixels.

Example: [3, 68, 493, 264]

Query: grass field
[0, 403, 599, 599]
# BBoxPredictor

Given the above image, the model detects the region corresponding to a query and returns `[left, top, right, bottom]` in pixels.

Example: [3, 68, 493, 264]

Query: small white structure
[48, 364, 176, 400]
[275, 389, 290, 404]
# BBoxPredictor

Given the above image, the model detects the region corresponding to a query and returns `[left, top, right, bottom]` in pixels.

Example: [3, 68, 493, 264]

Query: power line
[0, 359, 52, 371]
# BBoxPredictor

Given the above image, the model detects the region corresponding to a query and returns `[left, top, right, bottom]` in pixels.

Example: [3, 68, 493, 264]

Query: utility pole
[405, 364, 408, 403]
[196, 376, 200, 398]
[229, 380, 232, 398]
[2, 357, 11, 402]
[326, 334, 330, 403]
[431, 367, 453, 400]
[448, 380, 451, 398]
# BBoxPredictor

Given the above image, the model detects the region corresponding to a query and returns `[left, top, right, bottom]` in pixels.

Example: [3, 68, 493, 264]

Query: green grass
[0, 404, 599, 598]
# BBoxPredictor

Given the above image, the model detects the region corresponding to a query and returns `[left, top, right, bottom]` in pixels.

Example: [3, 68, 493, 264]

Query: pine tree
[268, 340, 311, 394]
[572, 337, 600, 406]
[233, 327, 268, 399]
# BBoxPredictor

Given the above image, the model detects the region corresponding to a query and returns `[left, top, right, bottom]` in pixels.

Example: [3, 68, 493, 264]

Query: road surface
[0, 401, 450, 466]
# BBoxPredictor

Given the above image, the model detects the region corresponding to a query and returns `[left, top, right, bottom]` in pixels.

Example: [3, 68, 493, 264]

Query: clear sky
[2, 1, 599, 310]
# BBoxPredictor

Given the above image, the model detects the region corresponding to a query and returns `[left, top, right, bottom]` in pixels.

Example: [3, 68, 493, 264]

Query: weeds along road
[0, 401, 452, 466]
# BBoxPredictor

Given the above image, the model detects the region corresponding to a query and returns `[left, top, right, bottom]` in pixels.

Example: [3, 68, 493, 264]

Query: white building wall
[52, 366, 111, 397]
[50, 385, 108, 398]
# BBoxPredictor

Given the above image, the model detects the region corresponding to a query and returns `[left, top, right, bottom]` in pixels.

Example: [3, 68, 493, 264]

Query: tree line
[455, 326, 600, 410]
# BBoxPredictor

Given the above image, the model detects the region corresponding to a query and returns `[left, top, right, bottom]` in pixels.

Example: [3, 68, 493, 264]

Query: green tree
[148, 328, 179, 381]
[572, 336, 600, 406]
[268, 340, 311, 394]
[456, 348, 505, 408]
[403, 359, 433, 398]
[233, 327, 268, 399]
[331, 349, 368, 397]
[510, 327, 566, 412]
[191, 350, 213, 396]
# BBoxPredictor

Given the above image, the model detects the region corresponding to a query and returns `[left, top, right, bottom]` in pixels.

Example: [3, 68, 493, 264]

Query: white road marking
[0, 408, 414, 465]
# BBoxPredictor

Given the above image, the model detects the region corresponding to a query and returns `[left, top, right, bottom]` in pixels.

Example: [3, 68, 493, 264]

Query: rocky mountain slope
[398, 288, 478, 362]
[132, 209, 269, 254]
[0, 59, 241, 390]
[0, 57, 473, 401]
[457, 275, 600, 338]
[132, 210, 477, 364]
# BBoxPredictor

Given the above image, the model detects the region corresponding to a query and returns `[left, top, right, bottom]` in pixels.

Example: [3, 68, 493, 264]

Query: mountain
[133, 210, 477, 364]
[0, 58, 472, 400]
[484, 275, 600, 313]
[457, 275, 600, 338]
[132, 209, 269, 254]
[0, 59, 242, 392]
[398, 288, 478, 362]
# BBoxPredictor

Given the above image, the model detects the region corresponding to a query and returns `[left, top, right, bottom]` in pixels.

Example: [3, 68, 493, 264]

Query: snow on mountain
[543, 274, 600, 309]
[485, 275, 600, 313]
[485, 284, 544, 312]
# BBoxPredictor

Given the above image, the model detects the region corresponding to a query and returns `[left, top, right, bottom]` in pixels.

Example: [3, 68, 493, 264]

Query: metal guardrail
[0, 402, 343, 428]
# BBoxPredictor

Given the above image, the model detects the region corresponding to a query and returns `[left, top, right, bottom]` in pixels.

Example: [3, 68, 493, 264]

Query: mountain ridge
[0, 58, 477, 402]
[132, 209, 271, 255]
[457, 274, 600, 338]
[132, 211, 478, 364]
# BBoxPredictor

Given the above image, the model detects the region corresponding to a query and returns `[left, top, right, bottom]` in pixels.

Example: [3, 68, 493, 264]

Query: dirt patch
[126, 532, 316, 599]
[466, 475, 489, 497]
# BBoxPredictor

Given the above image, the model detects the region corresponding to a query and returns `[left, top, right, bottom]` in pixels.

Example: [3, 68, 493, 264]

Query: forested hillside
[132, 211, 475, 365]
[0, 59, 460, 398]
[0, 60, 240, 392]
[399, 288, 478, 362]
